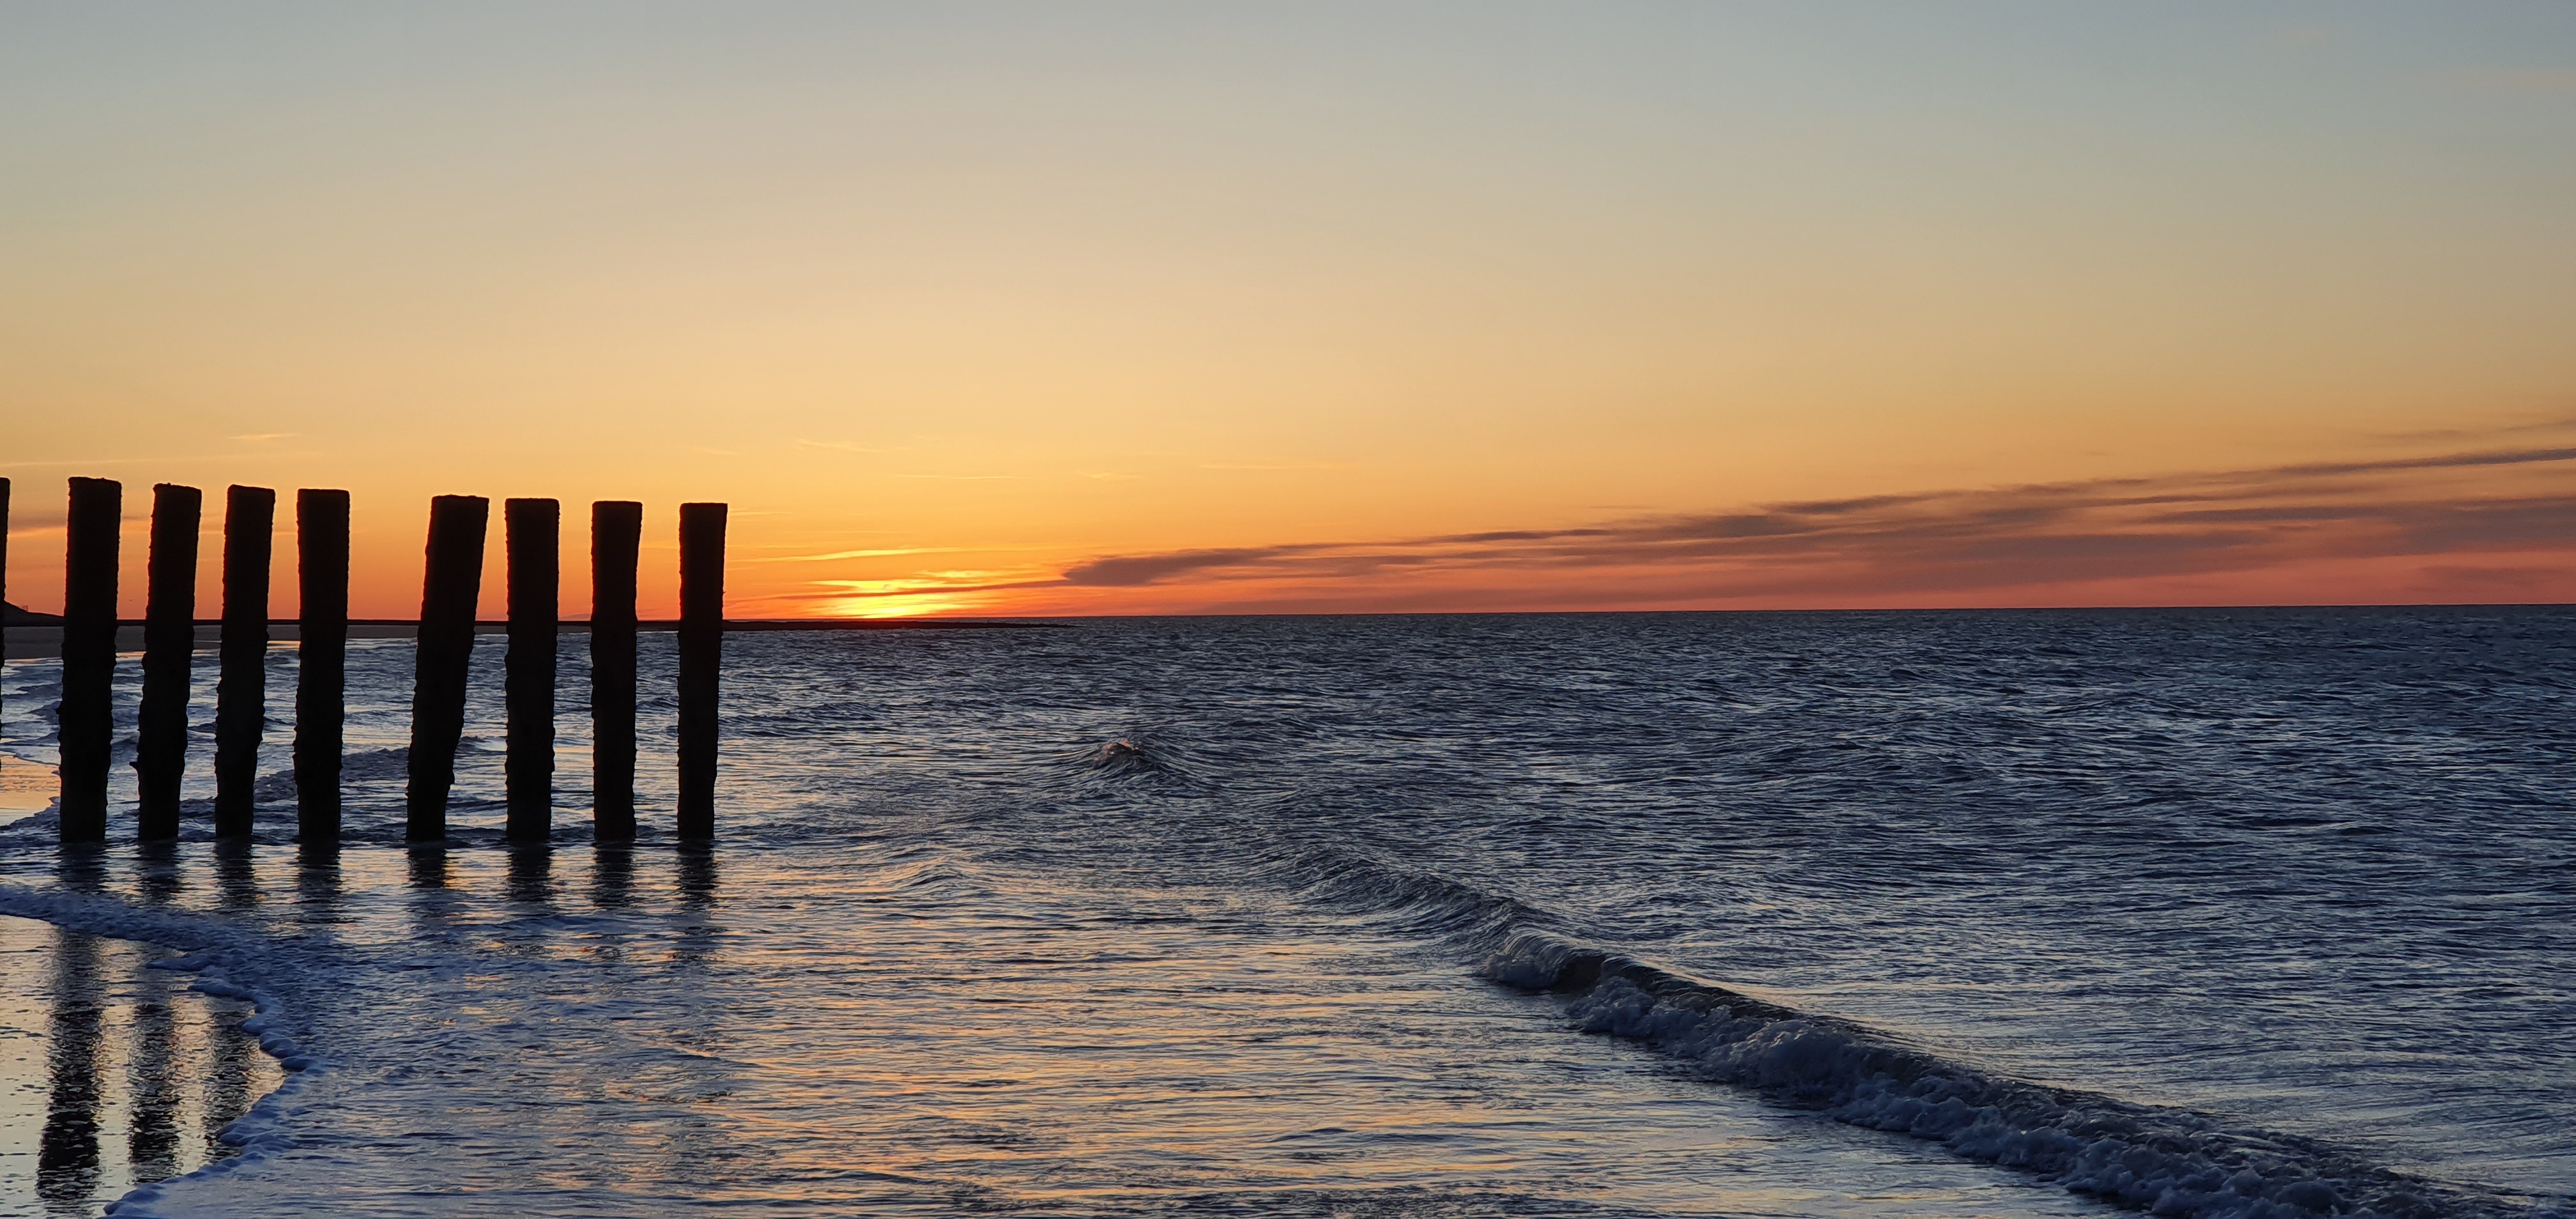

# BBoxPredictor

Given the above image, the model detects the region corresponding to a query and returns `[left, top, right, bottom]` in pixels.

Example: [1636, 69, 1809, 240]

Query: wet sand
[0, 758, 49, 825]
[0, 625, 417, 663]
[0, 916, 279, 1218]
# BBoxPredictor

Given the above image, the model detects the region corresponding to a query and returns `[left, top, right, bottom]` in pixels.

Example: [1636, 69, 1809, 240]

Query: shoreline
[0, 913, 280, 1215]
[1, 618, 1055, 661]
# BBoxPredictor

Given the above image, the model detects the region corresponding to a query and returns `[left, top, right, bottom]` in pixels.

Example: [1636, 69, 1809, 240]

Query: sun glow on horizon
[3, 4, 2571, 617]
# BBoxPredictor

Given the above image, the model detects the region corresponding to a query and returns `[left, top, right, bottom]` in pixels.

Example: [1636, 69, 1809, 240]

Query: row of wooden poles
[0, 476, 726, 847]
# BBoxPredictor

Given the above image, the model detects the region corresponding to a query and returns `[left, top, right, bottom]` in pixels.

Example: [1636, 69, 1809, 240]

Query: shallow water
[0, 610, 2570, 1216]
[0, 914, 277, 1218]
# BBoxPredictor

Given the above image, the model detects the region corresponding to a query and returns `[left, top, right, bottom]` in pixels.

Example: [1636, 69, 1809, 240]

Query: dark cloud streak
[1034, 443, 2576, 604]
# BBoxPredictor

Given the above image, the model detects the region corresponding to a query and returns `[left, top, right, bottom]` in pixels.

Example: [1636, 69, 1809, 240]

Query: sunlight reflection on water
[0, 915, 279, 1218]
[0, 609, 2567, 1216]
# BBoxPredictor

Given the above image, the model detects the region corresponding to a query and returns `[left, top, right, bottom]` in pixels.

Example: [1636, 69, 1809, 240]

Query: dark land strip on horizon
[1, 617, 1059, 660]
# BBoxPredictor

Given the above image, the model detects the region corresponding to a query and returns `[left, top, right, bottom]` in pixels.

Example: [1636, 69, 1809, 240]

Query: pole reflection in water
[213, 842, 259, 914]
[126, 969, 180, 1183]
[503, 845, 553, 910]
[134, 842, 183, 909]
[200, 995, 263, 1156]
[0, 917, 283, 1217]
[407, 845, 454, 946]
[675, 845, 715, 912]
[406, 845, 450, 894]
[37, 928, 102, 1211]
[590, 843, 633, 911]
[671, 845, 717, 965]
[295, 843, 344, 933]
[56, 847, 104, 900]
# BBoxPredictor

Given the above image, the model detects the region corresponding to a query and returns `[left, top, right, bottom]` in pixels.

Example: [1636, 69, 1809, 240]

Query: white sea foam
[3, 613, 2568, 1216]
[0, 879, 317, 1215]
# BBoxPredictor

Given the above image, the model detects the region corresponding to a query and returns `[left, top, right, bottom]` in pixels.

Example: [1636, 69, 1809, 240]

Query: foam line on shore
[1078, 728, 2570, 1218]
[0, 880, 316, 1216]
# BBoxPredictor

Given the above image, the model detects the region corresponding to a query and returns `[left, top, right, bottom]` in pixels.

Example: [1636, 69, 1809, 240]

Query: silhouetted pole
[505, 498, 558, 843]
[590, 501, 642, 841]
[213, 486, 275, 839]
[406, 495, 488, 842]
[135, 484, 203, 839]
[58, 478, 121, 843]
[677, 503, 726, 840]
[1, 478, 11, 746]
[295, 489, 351, 843]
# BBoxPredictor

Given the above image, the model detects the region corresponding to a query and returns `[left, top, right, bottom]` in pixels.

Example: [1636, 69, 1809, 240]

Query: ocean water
[0, 609, 2570, 1218]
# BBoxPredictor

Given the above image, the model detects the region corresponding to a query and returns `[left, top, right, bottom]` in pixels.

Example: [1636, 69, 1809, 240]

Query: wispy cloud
[870, 442, 2576, 611]
[756, 434, 2576, 617]
[760, 546, 966, 563]
[793, 439, 877, 454]
[230, 433, 297, 441]
[2377, 411, 2576, 445]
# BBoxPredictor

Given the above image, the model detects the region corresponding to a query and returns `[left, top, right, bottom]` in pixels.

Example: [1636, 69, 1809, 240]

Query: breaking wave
[1476, 931, 2530, 1219]
[1146, 797, 2554, 1219]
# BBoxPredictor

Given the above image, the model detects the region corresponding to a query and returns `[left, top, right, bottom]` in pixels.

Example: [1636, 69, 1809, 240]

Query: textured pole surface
[676, 502, 726, 840]
[406, 495, 488, 841]
[135, 484, 203, 839]
[213, 486, 276, 838]
[504, 498, 559, 843]
[590, 501, 642, 841]
[295, 489, 351, 843]
[1, 478, 10, 735]
[59, 478, 121, 843]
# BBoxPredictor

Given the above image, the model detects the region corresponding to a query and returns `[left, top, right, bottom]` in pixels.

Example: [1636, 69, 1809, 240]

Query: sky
[3, 2, 2572, 619]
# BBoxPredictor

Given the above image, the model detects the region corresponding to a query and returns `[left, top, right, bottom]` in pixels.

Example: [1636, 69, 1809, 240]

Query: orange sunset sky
[4, 4, 2573, 620]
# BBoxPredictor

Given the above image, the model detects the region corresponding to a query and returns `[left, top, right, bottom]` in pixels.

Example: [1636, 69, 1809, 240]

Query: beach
[0, 914, 277, 1217]
[0, 610, 2570, 1216]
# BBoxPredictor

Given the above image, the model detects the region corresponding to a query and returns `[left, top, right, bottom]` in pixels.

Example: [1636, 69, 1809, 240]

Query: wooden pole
[135, 483, 202, 839]
[295, 489, 351, 843]
[213, 486, 275, 839]
[676, 502, 726, 840]
[405, 495, 487, 842]
[1, 477, 10, 736]
[504, 498, 558, 843]
[58, 478, 121, 843]
[590, 501, 642, 841]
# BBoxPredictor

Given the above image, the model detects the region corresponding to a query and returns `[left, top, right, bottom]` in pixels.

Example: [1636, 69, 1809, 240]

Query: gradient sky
[4, 2, 2572, 618]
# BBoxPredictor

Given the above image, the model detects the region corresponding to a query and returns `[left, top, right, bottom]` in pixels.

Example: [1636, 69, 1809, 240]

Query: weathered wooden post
[406, 495, 487, 842]
[676, 502, 726, 840]
[0, 477, 10, 732]
[505, 498, 558, 843]
[590, 501, 642, 841]
[214, 486, 275, 839]
[295, 489, 351, 843]
[135, 484, 203, 839]
[58, 478, 121, 843]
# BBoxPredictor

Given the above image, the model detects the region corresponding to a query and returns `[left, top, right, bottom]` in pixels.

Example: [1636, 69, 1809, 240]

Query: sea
[0, 609, 2569, 1218]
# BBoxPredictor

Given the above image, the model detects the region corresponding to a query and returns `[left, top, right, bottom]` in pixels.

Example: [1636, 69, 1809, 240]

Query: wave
[4, 705, 2559, 1217]
[1476, 931, 2534, 1219]
[1149, 785, 2563, 1218]
[1062, 733, 1207, 789]
[1266, 844, 1553, 941]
